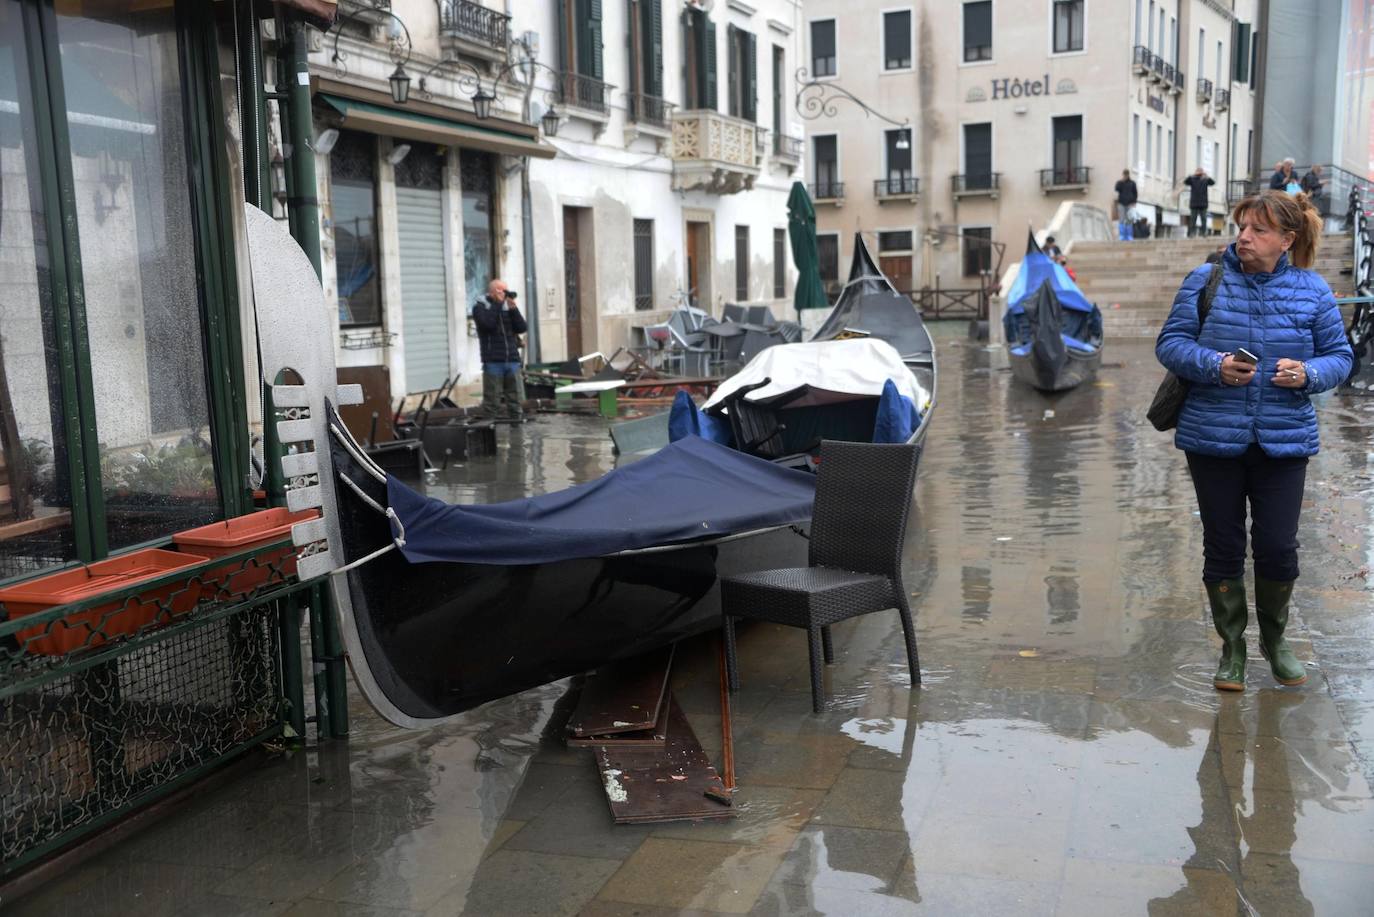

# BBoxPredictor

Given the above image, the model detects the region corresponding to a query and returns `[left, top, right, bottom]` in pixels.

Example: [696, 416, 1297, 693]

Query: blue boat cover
[872, 379, 919, 443]
[668, 389, 733, 445]
[1006, 247, 1095, 315]
[386, 435, 816, 565]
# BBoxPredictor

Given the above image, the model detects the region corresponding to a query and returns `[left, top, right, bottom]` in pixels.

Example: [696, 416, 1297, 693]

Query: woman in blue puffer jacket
[1156, 190, 1352, 692]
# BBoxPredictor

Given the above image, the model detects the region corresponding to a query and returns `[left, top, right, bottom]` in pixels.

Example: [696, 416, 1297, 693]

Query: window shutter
[587, 0, 604, 82]
[626, 0, 638, 96]
[727, 24, 739, 116]
[744, 31, 757, 122]
[1233, 22, 1251, 82]
[556, 0, 570, 73]
[648, 0, 663, 98]
[703, 17, 717, 110]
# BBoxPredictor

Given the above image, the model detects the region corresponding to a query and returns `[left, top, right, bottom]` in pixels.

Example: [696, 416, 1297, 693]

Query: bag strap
[1197, 262, 1223, 331]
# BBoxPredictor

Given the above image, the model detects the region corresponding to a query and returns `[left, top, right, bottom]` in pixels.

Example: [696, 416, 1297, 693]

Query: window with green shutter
[682, 7, 717, 111]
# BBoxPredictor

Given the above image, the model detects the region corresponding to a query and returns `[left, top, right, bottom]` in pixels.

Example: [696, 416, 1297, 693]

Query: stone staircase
[1067, 234, 1354, 338]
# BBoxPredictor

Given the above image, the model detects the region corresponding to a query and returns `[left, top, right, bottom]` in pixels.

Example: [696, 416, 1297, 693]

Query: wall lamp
[419, 56, 567, 138]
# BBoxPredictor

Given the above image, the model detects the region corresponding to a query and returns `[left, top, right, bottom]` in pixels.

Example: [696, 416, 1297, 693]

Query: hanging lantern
[540, 106, 561, 137]
[472, 89, 496, 120]
[389, 64, 412, 104]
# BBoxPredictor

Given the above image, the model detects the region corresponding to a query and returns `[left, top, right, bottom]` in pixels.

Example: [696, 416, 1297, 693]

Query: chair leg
[807, 626, 825, 714]
[896, 594, 921, 686]
[821, 625, 835, 664]
[723, 615, 740, 694]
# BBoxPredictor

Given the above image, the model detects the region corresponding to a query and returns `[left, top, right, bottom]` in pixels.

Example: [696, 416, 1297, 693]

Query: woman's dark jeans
[1186, 445, 1309, 582]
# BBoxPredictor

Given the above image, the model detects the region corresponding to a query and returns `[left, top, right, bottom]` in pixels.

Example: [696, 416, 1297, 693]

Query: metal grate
[633, 219, 654, 311]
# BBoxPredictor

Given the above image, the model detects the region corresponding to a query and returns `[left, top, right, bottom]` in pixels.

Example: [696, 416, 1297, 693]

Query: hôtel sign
[966, 76, 1079, 103]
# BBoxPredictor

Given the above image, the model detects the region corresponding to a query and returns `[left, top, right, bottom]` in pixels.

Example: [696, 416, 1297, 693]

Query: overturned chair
[720, 440, 924, 713]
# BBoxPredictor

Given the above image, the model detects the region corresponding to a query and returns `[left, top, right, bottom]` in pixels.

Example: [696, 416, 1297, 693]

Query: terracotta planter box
[0, 549, 208, 656]
[172, 508, 317, 598]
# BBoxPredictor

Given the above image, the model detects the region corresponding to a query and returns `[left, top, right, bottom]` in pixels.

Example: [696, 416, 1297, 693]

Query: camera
[506, 290, 518, 299]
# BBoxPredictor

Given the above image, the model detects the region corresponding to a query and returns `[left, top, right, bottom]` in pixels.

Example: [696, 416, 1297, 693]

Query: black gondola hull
[1007, 345, 1102, 392]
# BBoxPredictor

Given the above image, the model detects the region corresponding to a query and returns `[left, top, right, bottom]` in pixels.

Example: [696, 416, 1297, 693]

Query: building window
[878, 231, 914, 291]
[633, 219, 654, 311]
[817, 233, 840, 284]
[1145, 122, 1153, 175]
[1250, 32, 1258, 88]
[627, 0, 665, 121]
[735, 225, 750, 301]
[1247, 128, 1253, 174]
[331, 130, 382, 327]
[963, 227, 993, 278]
[772, 45, 785, 136]
[1052, 115, 1082, 180]
[1147, 0, 1154, 50]
[814, 135, 839, 196]
[963, 1, 992, 62]
[773, 228, 786, 298]
[1168, 129, 1175, 181]
[1134, 0, 1141, 46]
[883, 10, 912, 70]
[811, 19, 836, 77]
[1156, 124, 1164, 175]
[1170, 16, 1178, 64]
[886, 128, 913, 184]
[1052, 1, 1083, 53]
[1132, 114, 1140, 172]
[963, 122, 992, 185]
[557, 0, 605, 108]
[1198, 28, 1205, 79]
[460, 150, 497, 314]
[727, 24, 757, 121]
[683, 7, 717, 109]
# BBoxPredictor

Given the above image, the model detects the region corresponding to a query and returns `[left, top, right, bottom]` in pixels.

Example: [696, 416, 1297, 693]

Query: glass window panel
[1054, 1, 1083, 53]
[773, 228, 785, 298]
[56, 4, 219, 550]
[734, 225, 748, 301]
[0, 3, 79, 575]
[964, 2, 992, 62]
[878, 231, 913, 251]
[813, 135, 837, 190]
[330, 130, 380, 326]
[816, 234, 839, 282]
[886, 130, 912, 180]
[883, 11, 911, 69]
[963, 227, 992, 276]
[461, 149, 495, 314]
[811, 21, 835, 77]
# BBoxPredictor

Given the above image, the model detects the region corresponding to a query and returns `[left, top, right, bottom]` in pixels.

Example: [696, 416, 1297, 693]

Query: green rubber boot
[1205, 579, 1248, 692]
[1255, 577, 1308, 686]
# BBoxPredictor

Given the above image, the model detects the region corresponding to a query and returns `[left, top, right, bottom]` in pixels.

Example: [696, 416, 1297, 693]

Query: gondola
[243, 204, 813, 728]
[669, 234, 938, 470]
[1004, 232, 1104, 391]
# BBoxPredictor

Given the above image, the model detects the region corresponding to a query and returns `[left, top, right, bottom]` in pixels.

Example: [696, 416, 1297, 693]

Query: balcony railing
[952, 172, 1000, 195]
[774, 133, 804, 160]
[559, 71, 611, 114]
[1228, 179, 1259, 204]
[1214, 88, 1231, 111]
[1147, 52, 1165, 81]
[1196, 76, 1213, 103]
[1170, 67, 1185, 93]
[626, 91, 673, 129]
[439, 0, 510, 50]
[1040, 166, 1091, 189]
[1132, 45, 1149, 73]
[1161, 62, 1176, 86]
[874, 176, 920, 198]
[810, 181, 845, 201]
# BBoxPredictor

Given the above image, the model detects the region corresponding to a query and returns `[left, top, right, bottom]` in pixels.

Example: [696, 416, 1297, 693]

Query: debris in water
[1043, 409, 1056, 420]
[1019, 649, 1040, 658]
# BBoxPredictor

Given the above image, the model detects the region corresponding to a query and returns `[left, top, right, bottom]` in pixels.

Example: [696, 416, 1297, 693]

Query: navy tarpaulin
[387, 435, 816, 565]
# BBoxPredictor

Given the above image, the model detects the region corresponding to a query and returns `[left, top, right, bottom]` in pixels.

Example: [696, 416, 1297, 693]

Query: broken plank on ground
[567, 690, 670, 747]
[593, 695, 735, 824]
[567, 644, 674, 737]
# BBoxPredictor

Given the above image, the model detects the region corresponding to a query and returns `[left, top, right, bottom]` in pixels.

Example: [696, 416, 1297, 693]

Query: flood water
[12, 331, 1374, 915]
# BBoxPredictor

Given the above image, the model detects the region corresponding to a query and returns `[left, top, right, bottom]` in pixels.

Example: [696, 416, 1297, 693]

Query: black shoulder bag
[1147, 263, 1225, 432]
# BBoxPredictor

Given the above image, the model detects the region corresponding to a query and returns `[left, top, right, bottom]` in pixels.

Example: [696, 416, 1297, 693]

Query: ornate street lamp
[471, 88, 496, 121]
[330, 5, 413, 105]
[795, 67, 910, 132]
[420, 54, 568, 139]
[540, 106, 562, 138]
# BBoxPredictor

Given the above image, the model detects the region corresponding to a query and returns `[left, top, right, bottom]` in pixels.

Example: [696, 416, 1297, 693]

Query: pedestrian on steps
[1155, 190, 1352, 692]
[1181, 167, 1215, 237]
[1114, 169, 1138, 241]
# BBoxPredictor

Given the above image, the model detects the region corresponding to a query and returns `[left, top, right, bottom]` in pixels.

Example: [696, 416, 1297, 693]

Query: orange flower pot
[0, 549, 208, 656]
[172, 508, 317, 598]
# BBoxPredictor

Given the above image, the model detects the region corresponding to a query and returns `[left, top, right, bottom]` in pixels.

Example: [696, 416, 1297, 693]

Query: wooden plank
[0, 510, 71, 540]
[593, 696, 735, 824]
[566, 694, 669, 748]
[567, 645, 673, 738]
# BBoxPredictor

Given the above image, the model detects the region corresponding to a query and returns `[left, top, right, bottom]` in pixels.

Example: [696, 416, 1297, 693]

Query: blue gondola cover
[386, 436, 816, 565]
[668, 389, 733, 445]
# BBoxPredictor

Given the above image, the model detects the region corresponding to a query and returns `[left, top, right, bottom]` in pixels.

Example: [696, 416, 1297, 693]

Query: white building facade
[798, 0, 1260, 294]
[302, 0, 805, 399]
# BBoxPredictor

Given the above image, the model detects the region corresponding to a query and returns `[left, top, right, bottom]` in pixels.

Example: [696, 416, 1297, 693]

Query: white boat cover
[702, 338, 929, 412]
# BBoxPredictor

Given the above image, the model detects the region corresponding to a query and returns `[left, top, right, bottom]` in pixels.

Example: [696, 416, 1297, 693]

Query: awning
[318, 94, 555, 160]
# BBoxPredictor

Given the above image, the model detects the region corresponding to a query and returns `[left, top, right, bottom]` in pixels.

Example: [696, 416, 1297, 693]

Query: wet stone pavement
[11, 331, 1374, 916]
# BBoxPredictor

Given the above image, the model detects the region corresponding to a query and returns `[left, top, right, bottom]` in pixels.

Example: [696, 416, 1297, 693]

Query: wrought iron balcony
[1040, 166, 1091, 190]
[952, 172, 1000, 196]
[1161, 62, 1176, 86]
[1214, 88, 1231, 111]
[1132, 45, 1149, 74]
[559, 71, 611, 114]
[670, 109, 760, 194]
[626, 92, 673, 129]
[874, 176, 920, 199]
[1228, 179, 1259, 204]
[1196, 77, 1213, 103]
[809, 181, 845, 201]
[773, 134, 804, 161]
[1148, 52, 1165, 81]
[1170, 67, 1185, 94]
[438, 0, 509, 50]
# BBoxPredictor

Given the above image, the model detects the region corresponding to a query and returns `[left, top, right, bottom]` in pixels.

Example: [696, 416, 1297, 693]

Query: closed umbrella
[787, 181, 829, 319]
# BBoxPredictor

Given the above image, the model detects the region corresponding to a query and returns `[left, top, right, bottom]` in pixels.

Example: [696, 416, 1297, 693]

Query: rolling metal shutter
[396, 185, 451, 393]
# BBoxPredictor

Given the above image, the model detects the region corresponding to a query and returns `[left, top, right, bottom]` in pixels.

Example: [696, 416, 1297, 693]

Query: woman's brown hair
[1231, 190, 1323, 269]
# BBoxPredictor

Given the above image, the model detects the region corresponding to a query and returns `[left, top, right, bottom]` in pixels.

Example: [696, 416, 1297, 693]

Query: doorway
[563, 207, 583, 358]
[685, 219, 711, 311]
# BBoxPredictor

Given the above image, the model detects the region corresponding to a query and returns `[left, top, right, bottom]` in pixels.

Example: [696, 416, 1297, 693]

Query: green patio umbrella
[787, 181, 830, 318]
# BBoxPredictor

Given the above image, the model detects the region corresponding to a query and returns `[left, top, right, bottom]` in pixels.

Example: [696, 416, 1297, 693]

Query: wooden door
[563, 208, 582, 358]
[879, 255, 913, 293]
[685, 222, 704, 309]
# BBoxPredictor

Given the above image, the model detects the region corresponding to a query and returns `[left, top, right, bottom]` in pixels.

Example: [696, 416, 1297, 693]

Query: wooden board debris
[567, 645, 674, 738]
[566, 693, 670, 748]
[593, 696, 735, 824]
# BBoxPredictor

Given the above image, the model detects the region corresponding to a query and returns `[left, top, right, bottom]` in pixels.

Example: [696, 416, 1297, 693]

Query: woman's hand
[1273, 358, 1307, 388]
[1220, 354, 1257, 386]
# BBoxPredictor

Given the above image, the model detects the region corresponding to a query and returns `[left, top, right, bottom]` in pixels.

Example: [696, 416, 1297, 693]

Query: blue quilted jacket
[1155, 245, 1353, 457]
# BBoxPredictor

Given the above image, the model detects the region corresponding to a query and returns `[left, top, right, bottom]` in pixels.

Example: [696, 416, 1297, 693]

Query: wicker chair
[720, 440, 922, 713]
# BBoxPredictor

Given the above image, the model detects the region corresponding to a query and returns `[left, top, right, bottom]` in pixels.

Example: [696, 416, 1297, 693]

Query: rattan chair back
[808, 440, 921, 577]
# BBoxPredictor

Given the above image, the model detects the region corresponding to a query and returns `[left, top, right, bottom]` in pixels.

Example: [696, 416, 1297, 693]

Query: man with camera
[471, 278, 527, 421]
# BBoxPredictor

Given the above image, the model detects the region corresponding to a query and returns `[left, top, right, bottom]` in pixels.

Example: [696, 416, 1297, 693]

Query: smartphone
[1233, 347, 1259, 365]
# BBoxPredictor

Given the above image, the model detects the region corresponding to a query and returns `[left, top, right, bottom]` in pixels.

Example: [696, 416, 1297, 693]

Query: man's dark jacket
[1184, 174, 1215, 209]
[1269, 168, 1292, 190]
[1114, 178, 1138, 206]
[472, 296, 527, 364]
